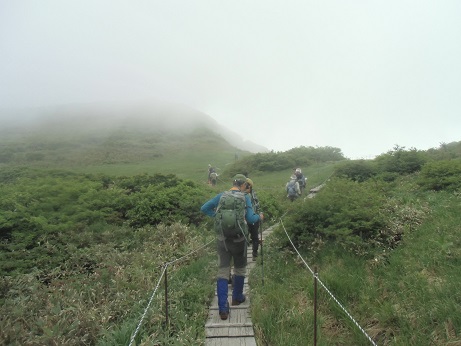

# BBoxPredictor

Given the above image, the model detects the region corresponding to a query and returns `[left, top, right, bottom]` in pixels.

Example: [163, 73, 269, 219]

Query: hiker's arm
[200, 194, 221, 217]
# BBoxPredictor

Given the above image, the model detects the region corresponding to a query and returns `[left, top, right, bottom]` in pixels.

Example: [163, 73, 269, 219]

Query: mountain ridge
[0, 101, 269, 154]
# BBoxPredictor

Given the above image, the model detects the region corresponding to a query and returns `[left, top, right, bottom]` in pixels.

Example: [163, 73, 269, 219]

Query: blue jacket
[201, 188, 260, 224]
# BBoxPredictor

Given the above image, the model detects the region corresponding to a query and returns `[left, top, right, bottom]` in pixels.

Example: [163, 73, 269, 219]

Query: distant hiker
[208, 164, 216, 184]
[294, 168, 306, 194]
[286, 175, 301, 202]
[201, 174, 264, 320]
[244, 178, 261, 261]
[209, 171, 218, 186]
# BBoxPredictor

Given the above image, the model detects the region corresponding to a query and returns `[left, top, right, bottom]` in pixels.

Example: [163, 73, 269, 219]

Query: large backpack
[250, 191, 260, 213]
[287, 181, 298, 197]
[215, 190, 248, 239]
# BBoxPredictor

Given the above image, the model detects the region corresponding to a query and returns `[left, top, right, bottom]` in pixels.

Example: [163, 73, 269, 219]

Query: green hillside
[1, 116, 461, 345]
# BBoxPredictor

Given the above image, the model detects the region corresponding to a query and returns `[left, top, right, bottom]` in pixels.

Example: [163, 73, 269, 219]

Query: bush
[283, 178, 389, 257]
[254, 190, 284, 223]
[417, 159, 461, 191]
[223, 146, 346, 178]
[375, 146, 427, 175]
[125, 180, 208, 227]
[0, 170, 211, 276]
[425, 141, 461, 160]
[334, 160, 377, 182]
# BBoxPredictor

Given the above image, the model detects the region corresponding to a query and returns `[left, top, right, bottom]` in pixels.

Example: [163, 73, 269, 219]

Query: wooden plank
[205, 228, 274, 346]
[206, 336, 257, 345]
[206, 307, 252, 325]
[206, 326, 254, 337]
[209, 305, 248, 311]
[209, 295, 251, 308]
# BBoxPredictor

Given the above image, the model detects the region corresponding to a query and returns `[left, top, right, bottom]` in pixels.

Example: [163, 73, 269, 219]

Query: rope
[166, 239, 214, 266]
[280, 219, 378, 346]
[128, 265, 167, 346]
[280, 219, 315, 276]
[129, 238, 214, 345]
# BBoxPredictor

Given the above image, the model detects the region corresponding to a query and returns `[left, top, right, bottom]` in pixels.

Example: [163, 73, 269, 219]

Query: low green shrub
[0, 171, 210, 276]
[283, 178, 389, 257]
[375, 146, 428, 175]
[334, 160, 377, 182]
[417, 159, 461, 191]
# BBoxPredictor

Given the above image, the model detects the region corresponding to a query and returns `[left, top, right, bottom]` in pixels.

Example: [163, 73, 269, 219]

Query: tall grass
[0, 223, 216, 345]
[249, 187, 461, 345]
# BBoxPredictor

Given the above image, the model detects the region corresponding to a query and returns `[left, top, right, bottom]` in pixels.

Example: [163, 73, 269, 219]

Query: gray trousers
[217, 237, 247, 279]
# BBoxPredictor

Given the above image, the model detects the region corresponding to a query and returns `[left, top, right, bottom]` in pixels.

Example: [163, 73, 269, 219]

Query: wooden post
[164, 264, 169, 327]
[259, 218, 264, 285]
[314, 266, 318, 346]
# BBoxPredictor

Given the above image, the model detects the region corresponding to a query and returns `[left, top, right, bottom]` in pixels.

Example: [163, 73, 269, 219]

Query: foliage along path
[204, 226, 274, 346]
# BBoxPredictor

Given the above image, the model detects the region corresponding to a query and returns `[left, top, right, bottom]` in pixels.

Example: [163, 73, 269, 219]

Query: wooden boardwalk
[205, 229, 273, 346]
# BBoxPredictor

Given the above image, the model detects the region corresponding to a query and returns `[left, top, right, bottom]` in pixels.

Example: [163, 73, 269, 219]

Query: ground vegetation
[1, 121, 460, 345]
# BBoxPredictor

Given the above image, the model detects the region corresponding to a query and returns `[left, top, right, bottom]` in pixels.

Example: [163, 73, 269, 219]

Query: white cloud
[1, 0, 460, 159]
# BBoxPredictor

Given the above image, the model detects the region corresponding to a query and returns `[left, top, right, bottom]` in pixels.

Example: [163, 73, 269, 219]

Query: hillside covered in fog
[0, 101, 268, 166]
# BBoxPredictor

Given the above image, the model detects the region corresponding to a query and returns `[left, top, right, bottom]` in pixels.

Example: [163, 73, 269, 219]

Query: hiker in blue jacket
[201, 174, 263, 320]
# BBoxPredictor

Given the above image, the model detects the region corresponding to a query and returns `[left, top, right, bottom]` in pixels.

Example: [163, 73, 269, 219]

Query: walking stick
[259, 214, 264, 285]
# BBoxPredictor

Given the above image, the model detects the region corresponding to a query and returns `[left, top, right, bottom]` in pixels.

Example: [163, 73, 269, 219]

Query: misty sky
[1, 1, 460, 159]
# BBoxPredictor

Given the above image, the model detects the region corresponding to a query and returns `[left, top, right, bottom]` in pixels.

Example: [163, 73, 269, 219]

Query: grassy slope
[249, 181, 461, 345]
[0, 122, 252, 183]
[1, 122, 460, 345]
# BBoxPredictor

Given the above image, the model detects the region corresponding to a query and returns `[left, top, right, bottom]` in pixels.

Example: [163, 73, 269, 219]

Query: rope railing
[128, 265, 167, 346]
[280, 219, 378, 346]
[128, 238, 214, 346]
[129, 178, 375, 345]
[165, 239, 214, 266]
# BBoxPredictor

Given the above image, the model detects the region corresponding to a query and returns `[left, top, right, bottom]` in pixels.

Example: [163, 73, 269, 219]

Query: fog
[1, 1, 460, 159]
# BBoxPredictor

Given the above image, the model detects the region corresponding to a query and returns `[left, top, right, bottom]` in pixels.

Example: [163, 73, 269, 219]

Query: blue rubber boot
[231, 275, 246, 306]
[217, 278, 229, 320]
